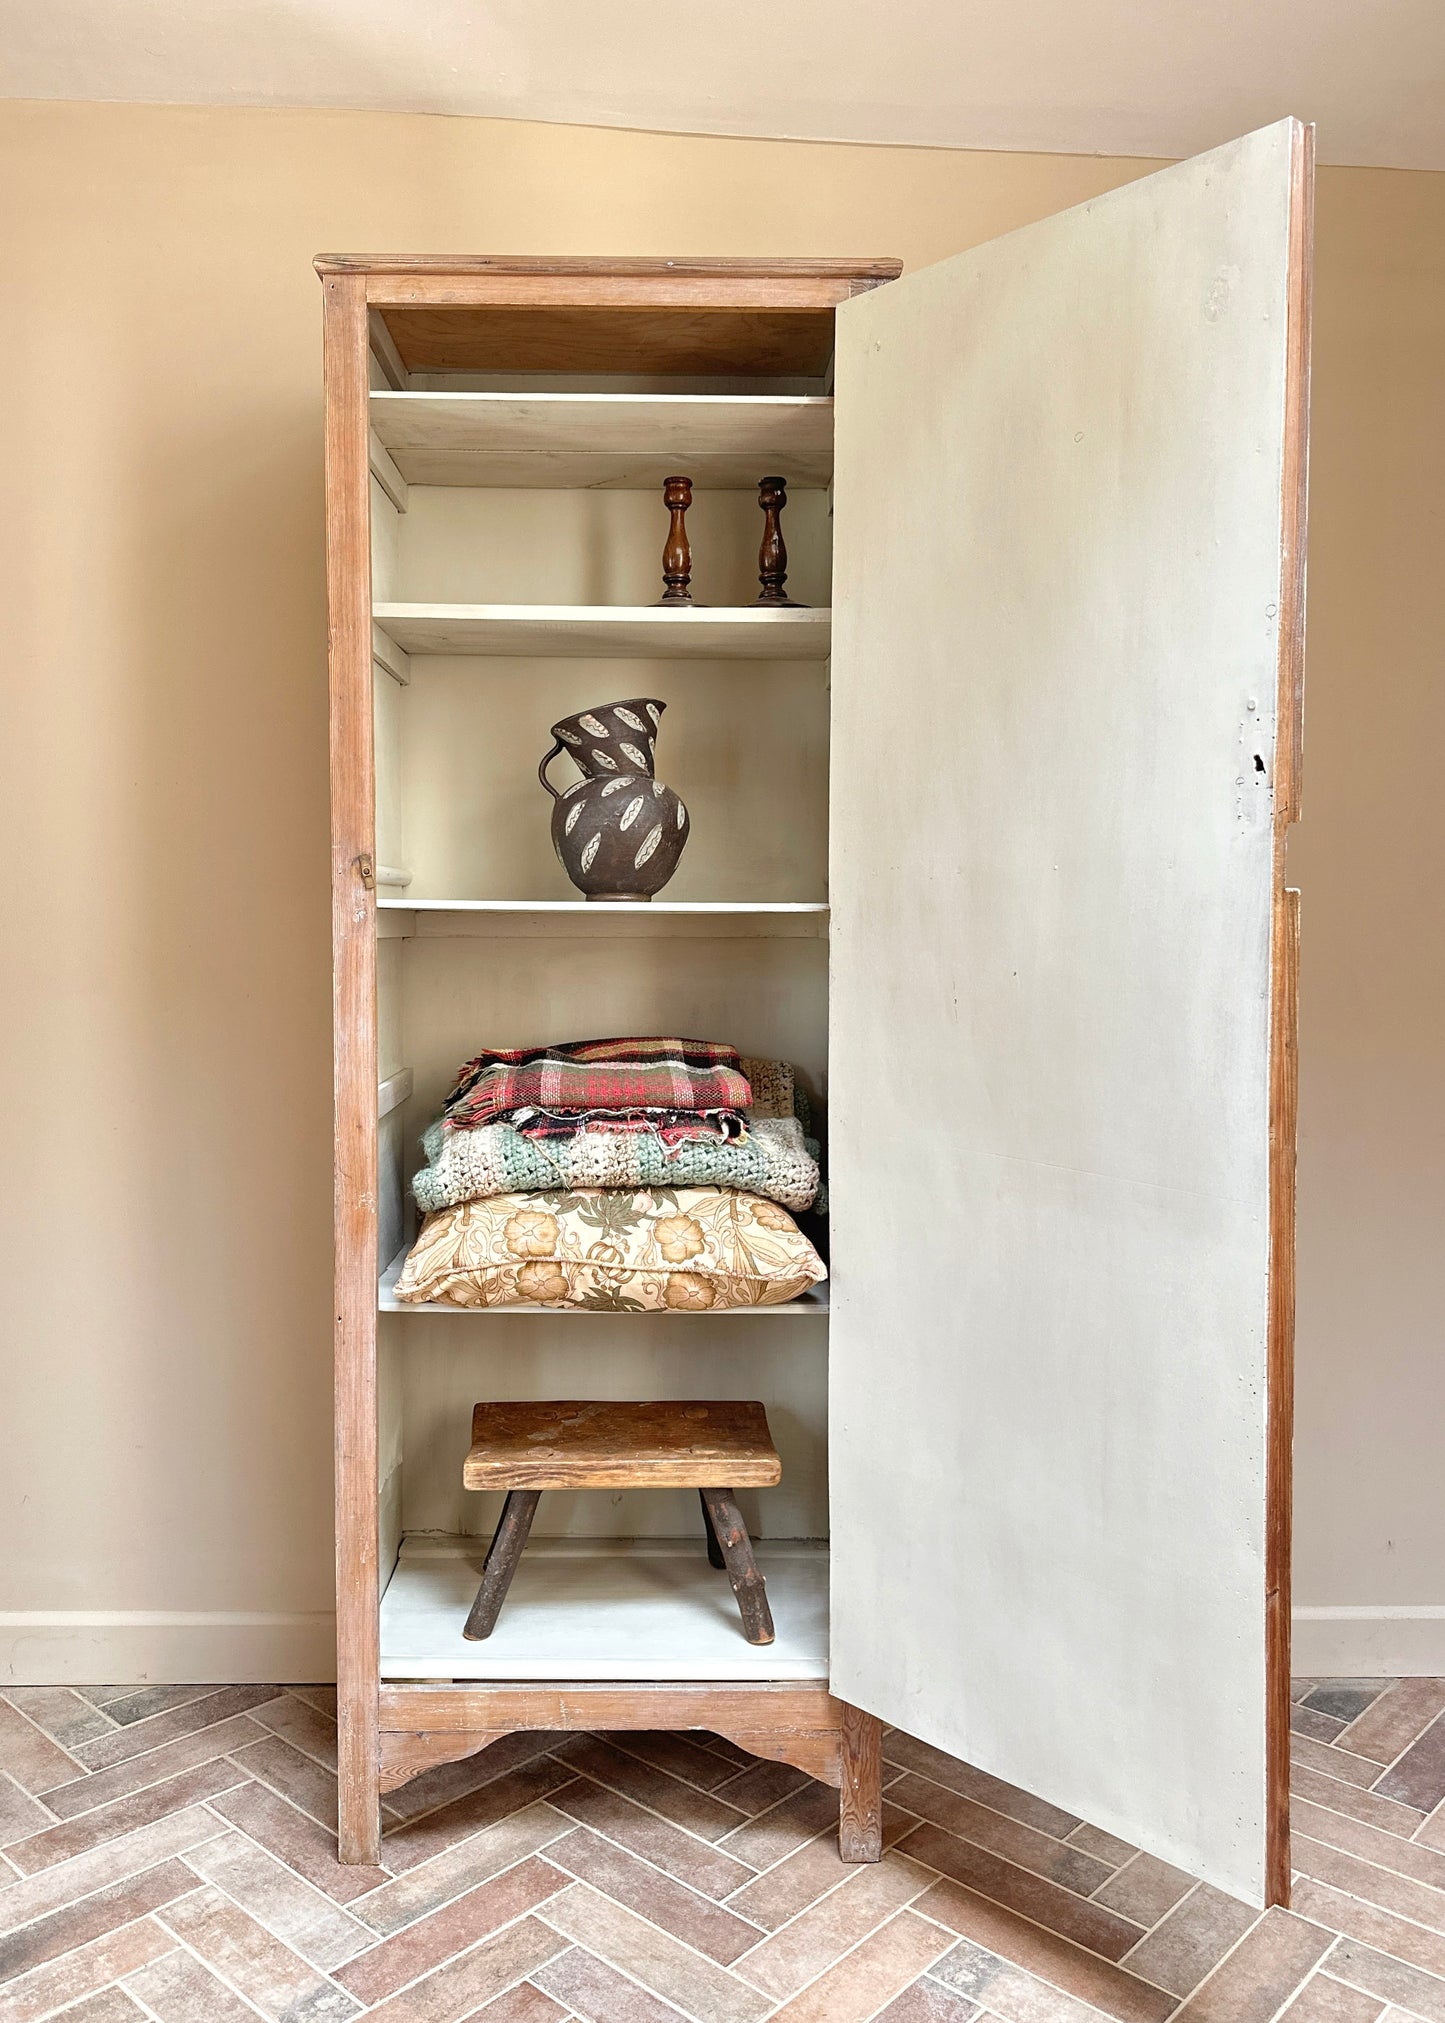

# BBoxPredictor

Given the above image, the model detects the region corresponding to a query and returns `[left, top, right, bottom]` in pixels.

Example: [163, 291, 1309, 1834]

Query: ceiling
[2, 0, 1441, 171]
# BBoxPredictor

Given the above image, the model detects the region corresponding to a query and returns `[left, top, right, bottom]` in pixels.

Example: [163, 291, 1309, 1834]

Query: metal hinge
[355, 852, 376, 891]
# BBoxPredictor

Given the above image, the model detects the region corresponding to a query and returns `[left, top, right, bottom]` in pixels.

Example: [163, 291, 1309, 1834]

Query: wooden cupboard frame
[320, 129, 1310, 1900]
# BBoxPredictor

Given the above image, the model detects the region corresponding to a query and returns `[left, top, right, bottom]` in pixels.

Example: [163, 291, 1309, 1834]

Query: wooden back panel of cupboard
[827, 120, 1310, 1908]
[317, 257, 897, 1863]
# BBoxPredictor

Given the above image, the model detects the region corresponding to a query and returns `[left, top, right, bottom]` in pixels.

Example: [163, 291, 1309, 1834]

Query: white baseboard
[1292, 1606, 1445, 1677]
[0, 1612, 336, 1685]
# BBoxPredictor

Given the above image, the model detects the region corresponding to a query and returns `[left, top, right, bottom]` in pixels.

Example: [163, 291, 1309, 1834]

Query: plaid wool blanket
[441, 1037, 753, 1134]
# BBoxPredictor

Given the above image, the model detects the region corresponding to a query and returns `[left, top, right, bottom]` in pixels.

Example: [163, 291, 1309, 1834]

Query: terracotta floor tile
[549, 1778, 754, 1898]
[543, 1878, 770, 2023]
[1295, 1707, 1351, 1745]
[381, 1760, 575, 1876]
[158, 1881, 363, 2021]
[100, 1687, 219, 1727]
[0, 1857, 199, 1986]
[5, 1760, 250, 1876]
[1291, 1877, 1445, 1978]
[0, 1806, 223, 1935]
[734, 1850, 930, 1998]
[1291, 1736, 1389, 1792]
[1277, 1971, 1388, 2019]
[930, 1934, 1114, 2020]
[1170, 1905, 1333, 2018]
[55, 1989, 149, 2022]
[125, 1943, 268, 2020]
[716, 1780, 841, 1868]
[229, 1735, 344, 1832]
[1292, 1795, 1445, 1894]
[186, 1826, 372, 1969]
[1374, 1715, 1445, 1814]
[553, 1738, 747, 1844]
[352, 1802, 567, 1935]
[874, 1974, 981, 2020]
[384, 1732, 565, 1825]
[1417, 1804, 1445, 1855]
[915, 1878, 1174, 2023]
[1065, 1824, 1138, 1868]
[1092, 1852, 1197, 1928]
[1120, 1883, 1259, 1997]
[898, 1822, 1144, 1962]
[74, 1689, 283, 1775]
[882, 1736, 1082, 1841]
[1294, 1831, 1445, 1934]
[461, 1985, 570, 2022]
[0, 1705, 83, 1798]
[1303, 1687, 1392, 1726]
[887, 1774, 1113, 1897]
[1289, 1765, 1429, 1837]
[1, 1692, 117, 1752]
[211, 1779, 390, 1904]
[0, 1915, 172, 2023]
[0, 1780, 52, 1852]
[249, 1695, 341, 1772]
[709, 1758, 810, 1817]
[1338, 1683, 1445, 1767]
[766, 1908, 954, 2023]
[601, 1731, 749, 1794]
[39, 1715, 269, 1821]
[724, 1830, 856, 1931]
[532, 1944, 687, 2022]
[547, 1824, 761, 1965]
[338, 1853, 564, 2002]
[1323, 1936, 1445, 2023]
[363, 1916, 569, 2023]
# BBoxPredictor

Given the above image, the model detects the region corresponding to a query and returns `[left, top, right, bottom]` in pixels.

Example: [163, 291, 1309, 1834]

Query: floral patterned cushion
[393, 1188, 827, 1311]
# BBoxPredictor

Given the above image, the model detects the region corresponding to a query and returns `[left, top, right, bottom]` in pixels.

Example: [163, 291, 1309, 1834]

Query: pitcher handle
[538, 738, 570, 800]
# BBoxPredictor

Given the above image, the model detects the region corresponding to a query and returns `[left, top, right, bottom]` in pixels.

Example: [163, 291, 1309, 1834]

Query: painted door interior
[827, 119, 1310, 1907]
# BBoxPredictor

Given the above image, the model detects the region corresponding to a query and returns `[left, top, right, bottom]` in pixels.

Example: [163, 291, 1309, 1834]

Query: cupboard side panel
[1265, 120, 1314, 1908]
[324, 271, 380, 1866]
[828, 123, 1302, 1906]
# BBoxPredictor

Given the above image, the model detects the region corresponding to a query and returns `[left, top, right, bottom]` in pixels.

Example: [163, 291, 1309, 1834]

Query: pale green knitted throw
[413, 1113, 822, 1215]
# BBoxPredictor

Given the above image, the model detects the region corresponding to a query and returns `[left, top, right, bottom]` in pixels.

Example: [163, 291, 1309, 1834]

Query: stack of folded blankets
[394, 1036, 828, 1311]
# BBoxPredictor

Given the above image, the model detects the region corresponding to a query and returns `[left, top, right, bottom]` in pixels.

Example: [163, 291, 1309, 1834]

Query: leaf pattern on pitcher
[564, 801, 584, 835]
[645, 702, 662, 725]
[615, 707, 648, 732]
[676, 801, 687, 829]
[600, 776, 636, 797]
[556, 726, 583, 745]
[634, 823, 664, 868]
[620, 742, 648, 769]
[619, 796, 646, 831]
[590, 749, 618, 771]
[578, 713, 610, 737]
[580, 833, 601, 872]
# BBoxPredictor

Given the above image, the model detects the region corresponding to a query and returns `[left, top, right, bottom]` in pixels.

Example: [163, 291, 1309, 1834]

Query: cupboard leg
[336, 1753, 381, 1866]
[838, 1703, 883, 1862]
[699, 1487, 774, 1646]
[464, 1490, 542, 1640]
[699, 1488, 726, 1568]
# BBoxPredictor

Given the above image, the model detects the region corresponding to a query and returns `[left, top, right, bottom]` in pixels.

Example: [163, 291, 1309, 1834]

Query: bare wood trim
[1264, 118, 1314, 1914]
[372, 622, 410, 688]
[369, 430, 409, 514]
[838, 1703, 883, 1863]
[377, 1067, 412, 1120]
[364, 275, 883, 312]
[717, 1730, 842, 1786]
[324, 270, 381, 1868]
[378, 1679, 833, 1734]
[367, 307, 409, 389]
[319, 254, 902, 281]
[379, 1730, 508, 1790]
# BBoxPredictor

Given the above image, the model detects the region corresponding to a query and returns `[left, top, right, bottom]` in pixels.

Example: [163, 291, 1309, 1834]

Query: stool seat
[462, 1398, 781, 1649]
[464, 1399, 782, 1491]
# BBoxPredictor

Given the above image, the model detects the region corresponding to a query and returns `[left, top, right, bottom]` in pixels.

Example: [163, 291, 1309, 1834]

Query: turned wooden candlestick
[756, 475, 804, 606]
[657, 475, 696, 604]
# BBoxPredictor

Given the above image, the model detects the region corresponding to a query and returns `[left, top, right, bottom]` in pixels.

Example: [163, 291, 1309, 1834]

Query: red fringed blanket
[441, 1037, 753, 1136]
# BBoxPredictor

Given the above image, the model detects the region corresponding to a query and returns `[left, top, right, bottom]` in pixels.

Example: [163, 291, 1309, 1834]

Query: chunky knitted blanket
[442, 1036, 752, 1133]
[413, 1113, 821, 1216]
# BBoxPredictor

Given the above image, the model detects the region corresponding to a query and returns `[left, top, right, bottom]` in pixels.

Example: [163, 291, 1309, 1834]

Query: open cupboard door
[827, 119, 1311, 1907]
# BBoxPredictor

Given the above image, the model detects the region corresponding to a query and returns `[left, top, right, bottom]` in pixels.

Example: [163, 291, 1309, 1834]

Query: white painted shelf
[376, 900, 829, 941]
[372, 603, 832, 659]
[379, 1535, 829, 1681]
[379, 1246, 829, 1316]
[370, 391, 834, 489]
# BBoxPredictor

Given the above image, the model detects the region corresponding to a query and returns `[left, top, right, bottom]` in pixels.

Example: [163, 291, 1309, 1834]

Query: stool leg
[699, 1488, 774, 1646]
[699, 1489, 726, 1569]
[464, 1490, 541, 1641]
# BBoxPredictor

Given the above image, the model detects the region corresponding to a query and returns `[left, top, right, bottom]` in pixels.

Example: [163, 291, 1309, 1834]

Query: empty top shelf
[370, 391, 834, 489]
[372, 604, 832, 659]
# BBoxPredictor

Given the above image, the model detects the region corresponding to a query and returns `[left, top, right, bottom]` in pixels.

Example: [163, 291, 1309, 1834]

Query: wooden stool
[462, 1400, 782, 1647]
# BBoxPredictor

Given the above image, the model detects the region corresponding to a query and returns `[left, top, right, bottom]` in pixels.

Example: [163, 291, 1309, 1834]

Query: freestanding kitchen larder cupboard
[320, 116, 1311, 1908]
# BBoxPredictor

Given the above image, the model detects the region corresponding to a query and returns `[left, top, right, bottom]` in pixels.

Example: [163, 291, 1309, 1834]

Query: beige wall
[0, 101, 1439, 1680]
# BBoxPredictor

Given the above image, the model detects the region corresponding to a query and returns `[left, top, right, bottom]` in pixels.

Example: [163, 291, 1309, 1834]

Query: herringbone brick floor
[3, 1679, 1445, 2021]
